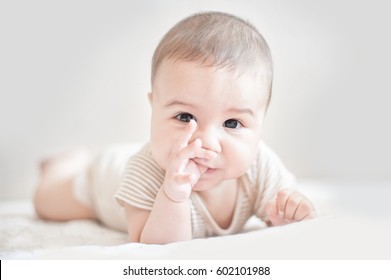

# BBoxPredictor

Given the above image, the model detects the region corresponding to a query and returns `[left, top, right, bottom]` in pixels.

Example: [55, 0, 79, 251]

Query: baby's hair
[151, 11, 273, 106]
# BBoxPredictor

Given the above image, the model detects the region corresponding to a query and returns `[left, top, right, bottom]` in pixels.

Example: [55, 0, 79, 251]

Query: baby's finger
[174, 119, 197, 151]
[276, 189, 295, 219]
[168, 120, 198, 171]
[265, 199, 278, 217]
[170, 138, 202, 171]
[172, 139, 217, 171]
[294, 199, 317, 221]
[189, 144, 218, 160]
[284, 192, 306, 221]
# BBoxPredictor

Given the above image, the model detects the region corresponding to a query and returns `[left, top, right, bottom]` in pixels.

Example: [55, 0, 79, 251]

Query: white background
[1, 0, 390, 199]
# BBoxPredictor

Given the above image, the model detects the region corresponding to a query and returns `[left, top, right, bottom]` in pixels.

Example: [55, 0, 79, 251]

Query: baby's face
[149, 59, 268, 191]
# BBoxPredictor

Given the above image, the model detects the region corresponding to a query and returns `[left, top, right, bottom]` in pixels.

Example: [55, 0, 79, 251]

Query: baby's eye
[223, 119, 242, 129]
[176, 113, 196, 123]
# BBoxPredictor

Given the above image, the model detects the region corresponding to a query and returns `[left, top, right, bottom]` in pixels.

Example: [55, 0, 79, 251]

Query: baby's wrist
[162, 185, 189, 203]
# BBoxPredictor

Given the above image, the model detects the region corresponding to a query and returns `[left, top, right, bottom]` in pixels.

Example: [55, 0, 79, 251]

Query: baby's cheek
[151, 143, 170, 170]
[229, 149, 254, 175]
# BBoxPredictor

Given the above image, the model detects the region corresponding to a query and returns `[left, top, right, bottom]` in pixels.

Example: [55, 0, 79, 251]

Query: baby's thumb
[265, 199, 278, 217]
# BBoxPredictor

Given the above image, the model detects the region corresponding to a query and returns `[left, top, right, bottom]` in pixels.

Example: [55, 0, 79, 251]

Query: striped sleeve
[252, 142, 297, 221]
[114, 144, 165, 211]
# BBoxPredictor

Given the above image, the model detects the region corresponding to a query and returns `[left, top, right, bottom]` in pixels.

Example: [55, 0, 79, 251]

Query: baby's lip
[197, 164, 218, 176]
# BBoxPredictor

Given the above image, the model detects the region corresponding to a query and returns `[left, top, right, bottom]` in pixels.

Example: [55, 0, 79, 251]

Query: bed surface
[1, 181, 390, 260]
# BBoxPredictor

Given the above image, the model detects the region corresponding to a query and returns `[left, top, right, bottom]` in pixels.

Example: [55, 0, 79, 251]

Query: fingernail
[278, 211, 284, 219]
[189, 119, 196, 127]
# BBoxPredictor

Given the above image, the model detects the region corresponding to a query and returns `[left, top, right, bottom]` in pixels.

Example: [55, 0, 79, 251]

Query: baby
[34, 11, 316, 244]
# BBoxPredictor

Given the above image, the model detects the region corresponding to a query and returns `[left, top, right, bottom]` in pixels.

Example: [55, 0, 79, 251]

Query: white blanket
[1, 181, 390, 259]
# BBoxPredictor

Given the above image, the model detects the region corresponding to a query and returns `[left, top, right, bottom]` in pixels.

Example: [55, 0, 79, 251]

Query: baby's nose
[194, 127, 222, 154]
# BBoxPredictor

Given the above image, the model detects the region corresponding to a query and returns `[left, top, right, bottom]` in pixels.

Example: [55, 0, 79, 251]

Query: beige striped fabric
[114, 142, 296, 238]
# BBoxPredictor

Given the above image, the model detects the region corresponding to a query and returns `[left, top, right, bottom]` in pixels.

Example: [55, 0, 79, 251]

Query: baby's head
[151, 11, 273, 105]
[148, 12, 274, 189]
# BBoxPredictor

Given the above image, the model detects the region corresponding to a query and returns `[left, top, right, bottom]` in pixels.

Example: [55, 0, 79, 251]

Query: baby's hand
[265, 189, 316, 226]
[163, 120, 217, 203]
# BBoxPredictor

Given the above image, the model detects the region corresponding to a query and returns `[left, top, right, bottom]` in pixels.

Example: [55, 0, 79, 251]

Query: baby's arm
[125, 120, 216, 244]
[265, 189, 316, 226]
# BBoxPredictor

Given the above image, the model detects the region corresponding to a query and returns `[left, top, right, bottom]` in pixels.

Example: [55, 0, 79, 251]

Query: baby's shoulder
[253, 140, 286, 169]
[241, 141, 289, 188]
[124, 142, 164, 175]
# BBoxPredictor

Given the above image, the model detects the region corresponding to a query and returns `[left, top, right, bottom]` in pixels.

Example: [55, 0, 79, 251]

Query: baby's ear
[147, 92, 153, 105]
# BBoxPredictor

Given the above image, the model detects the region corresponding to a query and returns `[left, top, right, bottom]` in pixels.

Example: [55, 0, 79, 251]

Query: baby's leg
[33, 149, 96, 221]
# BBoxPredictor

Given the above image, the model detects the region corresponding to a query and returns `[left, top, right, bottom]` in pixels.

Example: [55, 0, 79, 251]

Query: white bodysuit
[74, 142, 296, 238]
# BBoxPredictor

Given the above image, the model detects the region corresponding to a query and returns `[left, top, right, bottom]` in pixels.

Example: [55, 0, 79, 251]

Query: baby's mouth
[197, 164, 208, 175]
[190, 158, 218, 180]
[196, 163, 217, 176]
[196, 163, 211, 173]
[193, 158, 215, 168]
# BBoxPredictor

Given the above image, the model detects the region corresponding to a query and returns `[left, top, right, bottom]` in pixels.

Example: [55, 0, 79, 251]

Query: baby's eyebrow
[226, 107, 255, 116]
[165, 100, 255, 116]
[165, 100, 194, 108]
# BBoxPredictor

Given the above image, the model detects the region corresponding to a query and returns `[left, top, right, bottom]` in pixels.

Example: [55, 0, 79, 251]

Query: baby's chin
[192, 173, 221, 192]
[192, 183, 213, 192]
